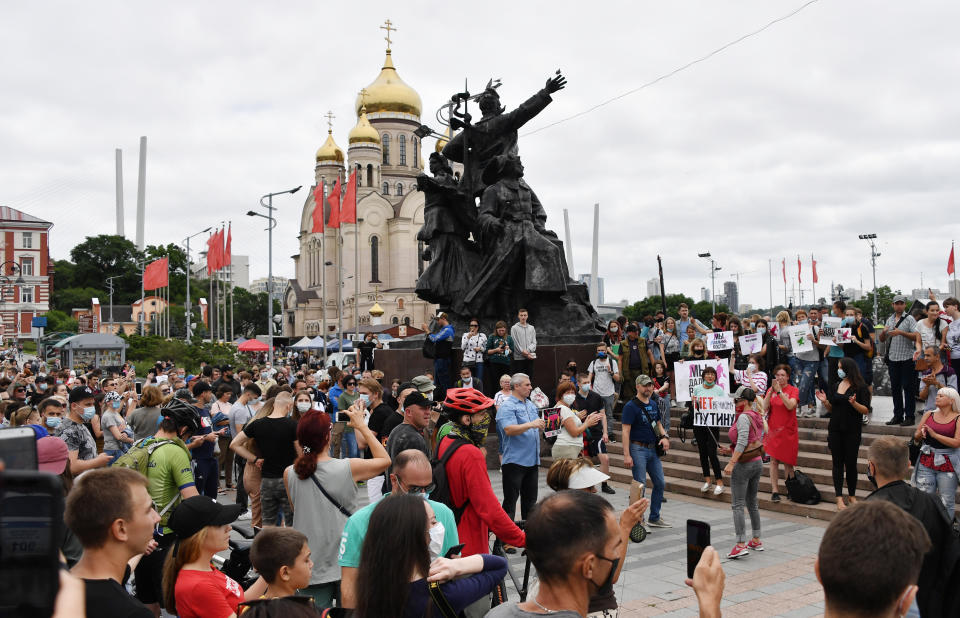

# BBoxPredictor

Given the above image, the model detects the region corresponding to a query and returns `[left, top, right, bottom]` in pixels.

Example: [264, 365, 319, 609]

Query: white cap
[568, 466, 610, 490]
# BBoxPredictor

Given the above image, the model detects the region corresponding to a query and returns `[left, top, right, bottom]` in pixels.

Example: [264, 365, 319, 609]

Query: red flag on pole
[143, 257, 169, 290]
[782, 258, 786, 284]
[949, 245, 956, 275]
[340, 170, 357, 224]
[206, 233, 215, 275]
[210, 228, 222, 272]
[311, 184, 324, 233]
[797, 256, 802, 283]
[224, 224, 232, 267]
[812, 258, 819, 284]
[327, 176, 342, 229]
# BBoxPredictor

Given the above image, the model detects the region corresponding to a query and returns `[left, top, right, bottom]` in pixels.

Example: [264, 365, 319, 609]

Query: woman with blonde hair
[912, 386, 960, 519]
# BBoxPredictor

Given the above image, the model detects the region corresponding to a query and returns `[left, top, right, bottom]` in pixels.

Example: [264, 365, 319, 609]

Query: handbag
[639, 404, 666, 457]
[310, 474, 353, 518]
[908, 438, 922, 466]
[422, 336, 436, 359]
[428, 581, 462, 618]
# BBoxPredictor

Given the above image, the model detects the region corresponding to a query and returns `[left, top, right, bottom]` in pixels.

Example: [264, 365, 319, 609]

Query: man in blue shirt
[496, 373, 544, 528]
[621, 374, 671, 527]
[677, 302, 709, 343]
[424, 312, 455, 399]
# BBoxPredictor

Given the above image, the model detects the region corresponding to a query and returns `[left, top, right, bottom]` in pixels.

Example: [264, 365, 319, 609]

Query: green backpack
[112, 437, 190, 518]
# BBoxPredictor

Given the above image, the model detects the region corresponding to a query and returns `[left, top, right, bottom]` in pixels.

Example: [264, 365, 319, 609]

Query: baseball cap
[733, 386, 756, 402]
[411, 375, 436, 393]
[37, 436, 69, 475]
[167, 496, 243, 540]
[568, 465, 610, 490]
[175, 388, 197, 403]
[892, 294, 908, 304]
[68, 386, 95, 404]
[636, 374, 654, 386]
[403, 391, 432, 409]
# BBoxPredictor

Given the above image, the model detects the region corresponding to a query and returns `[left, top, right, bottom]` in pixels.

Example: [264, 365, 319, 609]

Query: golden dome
[369, 301, 385, 317]
[348, 107, 381, 145]
[315, 130, 344, 164]
[355, 51, 422, 117]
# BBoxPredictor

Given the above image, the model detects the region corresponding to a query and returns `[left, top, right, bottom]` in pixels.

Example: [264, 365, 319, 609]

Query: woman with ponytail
[282, 400, 390, 607]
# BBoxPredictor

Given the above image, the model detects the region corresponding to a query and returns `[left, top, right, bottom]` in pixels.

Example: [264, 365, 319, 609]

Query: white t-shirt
[587, 358, 619, 397]
[947, 318, 960, 360]
[461, 332, 488, 364]
[494, 391, 512, 409]
[555, 405, 584, 448]
[916, 319, 943, 349]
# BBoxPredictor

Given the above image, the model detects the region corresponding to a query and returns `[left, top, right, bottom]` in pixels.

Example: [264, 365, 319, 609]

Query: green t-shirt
[337, 492, 460, 568]
[143, 437, 196, 533]
[338, 392, 360, 433]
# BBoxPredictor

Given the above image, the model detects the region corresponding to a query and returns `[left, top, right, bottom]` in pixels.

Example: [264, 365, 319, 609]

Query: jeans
[234, 459, 248, 510]
[795, 359, 818, 407]
[341, 430, 359, 459]
[628, 444, 665, 521]
[788, 357, 801, 387]
[816, 357, 830, 392]
[105, 449, 124, 466]
[888, 359, 918, 421]
[260, 476, 293, 526]
[915, 462, 958, 520]
[434, 357, 452, 400]
[194, 457, 219, 499]
[660, 395, 672, 433]
[218, 435, 234, 486]
[599, 393, 616, 426]
[731, 458, 762, 543]
[511, 358, 535, 380]
[500, 463, 538, 522]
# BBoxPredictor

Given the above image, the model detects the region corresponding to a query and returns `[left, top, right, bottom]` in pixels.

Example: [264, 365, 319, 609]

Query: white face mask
[562, 393, 576, 406]
[429, 522, 445, 559]
[461, 377, 472, 384]
[610, 326, 618, 332]
[747, 363, 757, 372]
[296, 401, 312, 413]
[757, 327, 766, 335]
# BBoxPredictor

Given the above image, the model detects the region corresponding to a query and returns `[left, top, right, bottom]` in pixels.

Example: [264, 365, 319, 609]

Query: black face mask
[867, 463, 877, 489]
[592, 555, 620, 592]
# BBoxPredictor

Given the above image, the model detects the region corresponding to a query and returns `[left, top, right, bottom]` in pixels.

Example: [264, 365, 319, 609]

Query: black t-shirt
[244, 416, 299, 478]
[84, 578, 153, 618]
[381, 409, 404, 437]
[573, 390, 605, 415]
[365, 403, 394, 458]
[356, 340, 376, 359]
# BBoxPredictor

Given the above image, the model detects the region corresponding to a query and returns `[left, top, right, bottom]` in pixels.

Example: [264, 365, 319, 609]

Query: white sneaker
[713, 485, 725, 495]
[237, 510, 252, 520]
[701, 482, 711, 493]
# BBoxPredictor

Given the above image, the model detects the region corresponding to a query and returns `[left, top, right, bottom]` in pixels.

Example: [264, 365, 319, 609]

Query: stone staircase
[542, 407, 921, 522]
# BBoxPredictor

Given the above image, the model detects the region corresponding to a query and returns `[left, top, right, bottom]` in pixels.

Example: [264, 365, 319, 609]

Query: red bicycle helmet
[443, 387, 494, 415]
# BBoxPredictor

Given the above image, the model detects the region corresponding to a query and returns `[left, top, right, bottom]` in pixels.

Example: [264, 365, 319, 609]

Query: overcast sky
[3, 1, 959, 310]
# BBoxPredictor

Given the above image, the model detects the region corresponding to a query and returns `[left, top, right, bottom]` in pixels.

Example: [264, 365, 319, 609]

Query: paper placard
[156, 374, 168, 384]
[787, 324, 814, 353]
[819, 317, 841, 346]
[706, 331, 734, 352]
[738, 333, 762, 355]
[542, 407, 562, 438]
[693, 395, 736, 427]
[835, 328, 852, 344]
[673, 359, 727, 402]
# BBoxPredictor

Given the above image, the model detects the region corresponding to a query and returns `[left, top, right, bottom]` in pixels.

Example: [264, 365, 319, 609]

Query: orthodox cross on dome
[358, 88, 369, 107]
[380, 19, 397, 51]
[325, 110, 335, 132]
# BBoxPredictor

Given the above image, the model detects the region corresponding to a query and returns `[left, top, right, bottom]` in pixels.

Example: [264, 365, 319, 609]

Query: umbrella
[238, 339, 269, 352]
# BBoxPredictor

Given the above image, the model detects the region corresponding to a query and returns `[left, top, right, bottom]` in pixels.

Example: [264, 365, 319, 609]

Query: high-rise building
[646, 277, 661, 299]
[723, 281, 738, 314]
[249, 276, 289, 296]
[578, 274, 605, 305]
[701, 287, 711, 302]
[191, 254, 250, 289]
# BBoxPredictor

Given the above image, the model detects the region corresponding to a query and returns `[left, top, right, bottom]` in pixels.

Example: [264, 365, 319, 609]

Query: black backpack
[785, 469, 821, 505]
[429, 436, 471, 523]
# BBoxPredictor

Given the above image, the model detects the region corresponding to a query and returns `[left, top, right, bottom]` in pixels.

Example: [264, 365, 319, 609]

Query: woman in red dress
[763, 364, 799, 503]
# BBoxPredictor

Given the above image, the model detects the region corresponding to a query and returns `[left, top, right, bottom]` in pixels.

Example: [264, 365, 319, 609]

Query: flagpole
[321, 183, 328, 366]
[208, 232, 213, 340]
[783, 258, 787, 308]
[768, 259, 773, 310]
[811, 253, 816, 306]
[952, 240, 957, 298]
[354, 217, 359, 343]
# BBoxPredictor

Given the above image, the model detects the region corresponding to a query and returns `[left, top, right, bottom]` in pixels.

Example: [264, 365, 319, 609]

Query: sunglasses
[469, 323, 479, 328]
[401, 481, 436, 495]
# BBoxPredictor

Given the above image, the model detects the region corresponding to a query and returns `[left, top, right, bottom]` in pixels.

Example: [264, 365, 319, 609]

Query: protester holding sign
[763, 365, 800, 503]
[729, 351, 768, 398]
[789, 309, 821, 417]
[691, 366, 726, 496]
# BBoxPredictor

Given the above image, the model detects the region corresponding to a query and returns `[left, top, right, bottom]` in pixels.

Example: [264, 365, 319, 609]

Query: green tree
[623, 294, 693, 322]
[52, 259, 77, 291]
[51, 287, 103, 312]
[44, 309, 78, 333]
[232, 288, 281, 338]
[69, 235, 143, 303]
[691, 301, 731, 323]
[852, 285, 901, 323]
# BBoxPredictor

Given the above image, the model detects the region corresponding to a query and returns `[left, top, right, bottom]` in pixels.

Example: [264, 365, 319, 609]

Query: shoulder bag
[310, 473, 353, 518]
[883, 314, 909, 365]
[638, 403, 666, 457]
[427, 581, 460, 618]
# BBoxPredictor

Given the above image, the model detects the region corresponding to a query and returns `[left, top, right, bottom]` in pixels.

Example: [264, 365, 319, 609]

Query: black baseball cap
[68, 386, 95, 404]
[168, 496, 243, 539]
[403, 391, 432, 409]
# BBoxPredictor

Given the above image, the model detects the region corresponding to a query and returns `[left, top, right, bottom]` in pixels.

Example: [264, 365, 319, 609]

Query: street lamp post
[858, 234, 880, 323]
[249, 185, 301, 369]
[0, 262, 25, 339]
[182, 227, 211, 341]
[697, 252, 721, 316]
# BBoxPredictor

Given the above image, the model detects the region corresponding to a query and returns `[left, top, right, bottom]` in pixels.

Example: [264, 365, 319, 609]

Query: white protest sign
[673, 359, 727, 402]
[787, 324, 814, 353]
[706, 330, 734, 352]
[835, 327, 853, 345]
[692, 395, 736, 427]
[819, 317, 841, 346]
[738, 333, 762, 355]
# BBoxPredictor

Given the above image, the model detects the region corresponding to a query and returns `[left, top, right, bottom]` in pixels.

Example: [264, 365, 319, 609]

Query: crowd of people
[1, 294, 958, 616]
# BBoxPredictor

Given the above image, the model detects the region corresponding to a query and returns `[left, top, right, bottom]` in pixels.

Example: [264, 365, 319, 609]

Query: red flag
[797, 257, 801, 283]
[812, 258, 819, 283]
[340, 170, 357, 224]
[143, 257, 169, 291]
[224, 224, 232, 267]
[311, 184, 324, 233]
[782, 258, 786, 284]
[949, 245, 956, 276]
[211, 228, 221, 272]
[206, 233, 215, 275]
[327, 176, 342, 229]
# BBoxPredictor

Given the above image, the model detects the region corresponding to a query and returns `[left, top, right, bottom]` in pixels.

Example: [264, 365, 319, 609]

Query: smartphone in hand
[686, 519, 711, 579]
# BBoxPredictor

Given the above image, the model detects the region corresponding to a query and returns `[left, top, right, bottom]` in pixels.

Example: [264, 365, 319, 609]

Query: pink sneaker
[727, 543, 749, 559]
[747, 539, 764, 551]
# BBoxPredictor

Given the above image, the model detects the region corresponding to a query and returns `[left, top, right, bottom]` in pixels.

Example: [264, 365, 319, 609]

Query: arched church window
[382, 182, 389, 195]
[404, 316, 411, 326]
[396, 183, 403, 196]
[397, 298, 405, 310]
[370, 236, 380, 283]
[392, 316, 399, 325]
[366, 164, 373, 187]
[382, 134, 390, 164]
[356, 164, 361, 187]
[399, 134, 406, 165]
[413, 138, 418, 168]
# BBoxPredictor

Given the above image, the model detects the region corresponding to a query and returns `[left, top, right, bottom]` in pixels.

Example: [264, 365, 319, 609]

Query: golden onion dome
[315, 130, 344, 164]
[369, 301, 385, 317]
[348, 107, 381, 145]
[355, 51, 422, 117]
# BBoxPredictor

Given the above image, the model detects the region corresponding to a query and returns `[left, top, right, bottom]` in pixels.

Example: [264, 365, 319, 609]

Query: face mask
[610, 326, 618, 332]
[837, 368, 847, 379]
[468, 414, 491, 446]
[593, 555, 620, 592]
[45, 416, 61, 429]
[296, 401, 312, 413]
[799, 319, 808, 324]
[354, 374, 362, 380]
[359, 394, 370, 405]
[425, 393, 433, 401]
[579, 383, 590, 394]
[461, 377, 472, 384]
[112, 401, 122, 409]
[429, 522, 445, 559]
[37, 384, 46, 391]
[756, 327, 766, 335]
[568, 365, 577, 372]
[747, 363, 757, 372]
[562, 393, 576, 406]
[867, 464, 877, 489]
[82, 406, 96, 421]
[597, 351, 607, 359]
[842, 317, 853, 326]
[703, 379, 715, 387]
[693, 349, 705, 357]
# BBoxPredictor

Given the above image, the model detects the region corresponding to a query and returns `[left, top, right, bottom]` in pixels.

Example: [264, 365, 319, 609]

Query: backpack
[422, 336, 436, 359]
[785, 469, 821, 505]
[429, 436, 471, 523]
[113, 437, 188, 516]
